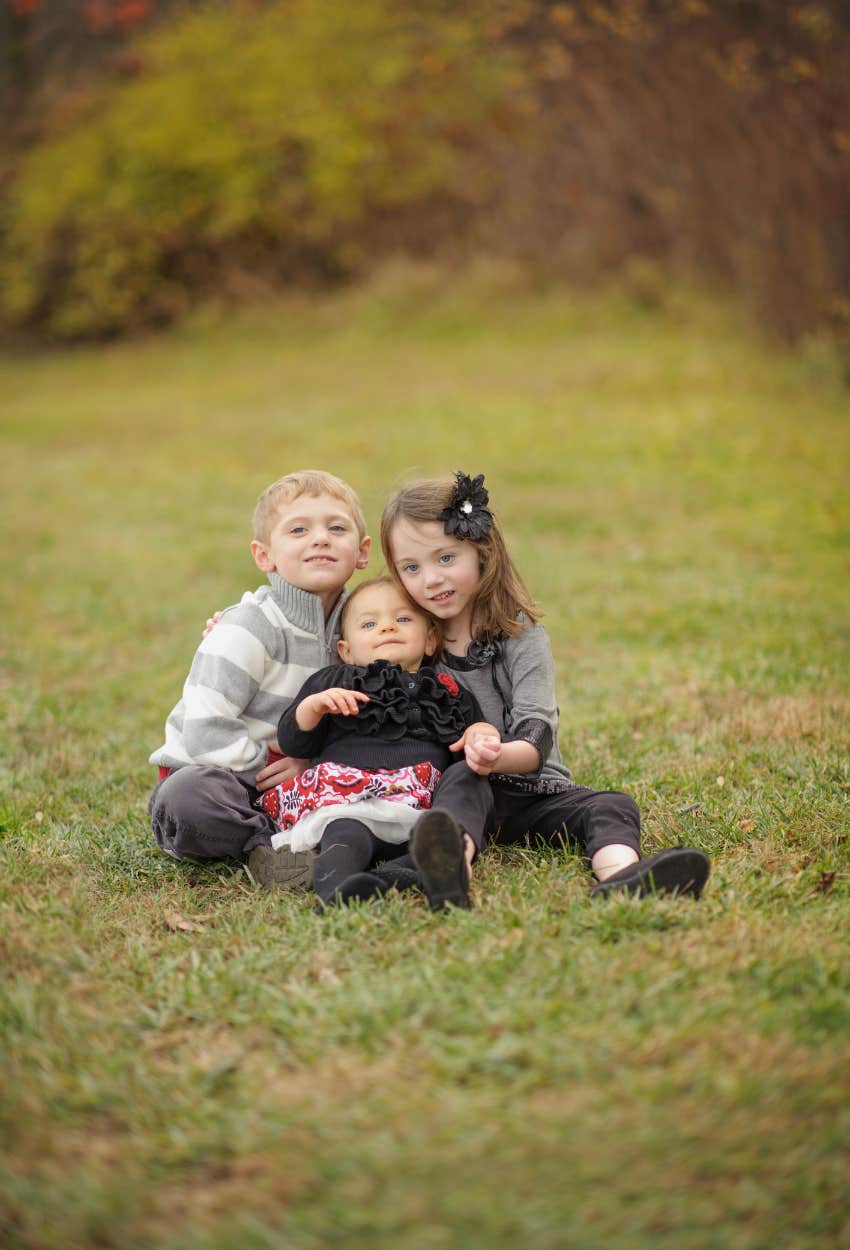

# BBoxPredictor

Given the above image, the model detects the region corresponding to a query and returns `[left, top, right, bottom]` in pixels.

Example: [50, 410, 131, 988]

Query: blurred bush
[0, 0, 521, 337]
[1, 0, 848, 343]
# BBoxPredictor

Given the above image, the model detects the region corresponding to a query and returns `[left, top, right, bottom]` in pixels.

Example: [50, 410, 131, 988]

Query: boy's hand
[255, 754, 309, 791]
[449, 722, 503, 775]
[295, 688, 370, 731]
[202, 610, 223, 640]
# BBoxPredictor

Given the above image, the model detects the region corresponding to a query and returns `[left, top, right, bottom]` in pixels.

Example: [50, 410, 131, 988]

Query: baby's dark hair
[340, 576, 443, 655]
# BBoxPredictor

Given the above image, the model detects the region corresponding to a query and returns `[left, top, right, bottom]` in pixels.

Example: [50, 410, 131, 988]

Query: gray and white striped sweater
[149, 573, 346, 782]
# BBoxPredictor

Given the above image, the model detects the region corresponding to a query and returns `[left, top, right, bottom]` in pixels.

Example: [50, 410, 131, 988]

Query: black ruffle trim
[336, 660, 472, 744]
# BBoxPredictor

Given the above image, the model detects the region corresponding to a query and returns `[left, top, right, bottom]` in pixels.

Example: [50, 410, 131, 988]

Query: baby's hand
[450, 723, 502, 775]
[463, 734, 502, 775]
[310, 688, 370, 717]
[295, 687, 371, 731]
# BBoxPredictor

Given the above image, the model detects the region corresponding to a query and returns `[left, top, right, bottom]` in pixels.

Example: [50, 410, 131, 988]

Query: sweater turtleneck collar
[268, 572, 346, 643]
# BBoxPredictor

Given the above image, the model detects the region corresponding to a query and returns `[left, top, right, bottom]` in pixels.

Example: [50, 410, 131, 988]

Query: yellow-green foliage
[0, 1, 518, 339]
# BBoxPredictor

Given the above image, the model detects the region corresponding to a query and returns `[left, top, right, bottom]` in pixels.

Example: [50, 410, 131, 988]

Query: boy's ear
[251, 539, 275, 573]
[355, 535, 372, 570]
[337, 638, 352, 663]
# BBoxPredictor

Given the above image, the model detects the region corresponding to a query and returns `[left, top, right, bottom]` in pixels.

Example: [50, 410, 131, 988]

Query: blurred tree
[1, 0, 848, 342]
[0, 0, 524, 337]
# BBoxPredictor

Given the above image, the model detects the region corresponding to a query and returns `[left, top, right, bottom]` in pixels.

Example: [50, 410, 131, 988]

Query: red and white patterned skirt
[259, 760, 441, 852]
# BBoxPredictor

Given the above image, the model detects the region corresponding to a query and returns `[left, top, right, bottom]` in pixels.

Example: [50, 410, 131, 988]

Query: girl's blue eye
[401, 563, 419, 575]
[439, 553, 454, 565]
[398, 615, 412, 623]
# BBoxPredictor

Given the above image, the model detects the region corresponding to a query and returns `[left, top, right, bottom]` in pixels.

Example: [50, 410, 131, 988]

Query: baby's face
[338, 584, 436, 673]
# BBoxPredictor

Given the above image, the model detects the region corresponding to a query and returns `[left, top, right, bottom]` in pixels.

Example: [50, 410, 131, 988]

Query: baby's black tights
[313, 817, 419, 905]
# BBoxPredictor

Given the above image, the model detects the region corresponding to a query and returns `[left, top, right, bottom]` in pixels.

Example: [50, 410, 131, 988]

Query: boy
[149, 470, 371, 885]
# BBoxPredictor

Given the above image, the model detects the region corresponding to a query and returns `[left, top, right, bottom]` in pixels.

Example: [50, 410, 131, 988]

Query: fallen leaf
[164, 909, 205, 934]
[738, 819, 757, 833]
[815, 871, 836, 895]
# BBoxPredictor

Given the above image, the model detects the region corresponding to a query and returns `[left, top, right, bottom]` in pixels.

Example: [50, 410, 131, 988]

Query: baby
[258, 577, 500, 907]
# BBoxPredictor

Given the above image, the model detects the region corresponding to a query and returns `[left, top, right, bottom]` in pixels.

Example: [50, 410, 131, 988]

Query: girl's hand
[202, 610, 223, 640]
[255, 754, 309, 792]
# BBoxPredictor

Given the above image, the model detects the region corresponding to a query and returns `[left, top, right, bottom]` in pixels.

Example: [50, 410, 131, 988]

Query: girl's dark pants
[430, 763, 639, 859]
[489, 784, 641, 859]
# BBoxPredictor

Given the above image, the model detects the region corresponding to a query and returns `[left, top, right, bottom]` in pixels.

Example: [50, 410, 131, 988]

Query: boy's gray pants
[149, 765, 274, 863]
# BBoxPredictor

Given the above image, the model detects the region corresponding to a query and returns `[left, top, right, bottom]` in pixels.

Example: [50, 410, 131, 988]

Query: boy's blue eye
[397, 615, 412, 623]
[361, 620, 376, 630]
[330, 524, 347, 533]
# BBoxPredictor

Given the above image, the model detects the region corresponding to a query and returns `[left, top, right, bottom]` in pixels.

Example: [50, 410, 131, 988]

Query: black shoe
[335, 872, 388, 905]
[247, 843, 315, 891]
[590, 847, 710, 900]
[411, 810, 471, 911]
[372, 861, 420, 894]
[314, 872, 389, 911]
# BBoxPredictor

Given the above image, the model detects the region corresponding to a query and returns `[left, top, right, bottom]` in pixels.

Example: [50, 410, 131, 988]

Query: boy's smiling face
[251, 492, 370, 610]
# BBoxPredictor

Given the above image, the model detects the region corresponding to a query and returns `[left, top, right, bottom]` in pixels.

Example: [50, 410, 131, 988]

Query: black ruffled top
[277, 660, 484, 773]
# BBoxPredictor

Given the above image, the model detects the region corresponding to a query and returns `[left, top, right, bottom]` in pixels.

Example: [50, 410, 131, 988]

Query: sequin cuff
[509, 717, 553, 768]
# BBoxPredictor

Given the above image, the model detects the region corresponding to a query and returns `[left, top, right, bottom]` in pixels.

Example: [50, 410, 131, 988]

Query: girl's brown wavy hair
[380, 475, 541, 642]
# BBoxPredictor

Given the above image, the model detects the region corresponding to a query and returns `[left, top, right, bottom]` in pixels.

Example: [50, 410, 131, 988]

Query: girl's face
[388, 519, 482, 646]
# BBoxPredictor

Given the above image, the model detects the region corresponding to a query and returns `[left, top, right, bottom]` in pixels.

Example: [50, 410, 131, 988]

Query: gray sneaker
[247, 844, 315, 891]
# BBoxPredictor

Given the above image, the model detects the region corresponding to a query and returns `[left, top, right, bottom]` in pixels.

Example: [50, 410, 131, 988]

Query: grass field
[1, 275, 849, 1249]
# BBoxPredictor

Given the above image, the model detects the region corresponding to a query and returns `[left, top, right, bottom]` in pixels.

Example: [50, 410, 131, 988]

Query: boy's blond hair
[252, 470, 367, 543]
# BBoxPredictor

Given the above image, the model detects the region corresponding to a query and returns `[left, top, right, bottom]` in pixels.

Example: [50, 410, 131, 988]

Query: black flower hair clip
[440, 471, 493, 541]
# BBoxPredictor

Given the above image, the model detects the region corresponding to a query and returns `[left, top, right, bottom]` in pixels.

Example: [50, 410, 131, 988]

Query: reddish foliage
[83, 0, 153, 33]
[116, 0, 153, 27]
[83, 1, 115, 33]
[12, 0, 41, 15]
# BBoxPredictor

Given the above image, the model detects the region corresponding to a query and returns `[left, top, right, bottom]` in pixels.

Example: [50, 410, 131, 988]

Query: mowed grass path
[1, 281, 849, 1249]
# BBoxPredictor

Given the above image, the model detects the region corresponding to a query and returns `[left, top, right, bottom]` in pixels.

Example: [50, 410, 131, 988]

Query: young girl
[258, 576, 500, 908]
[380, 471, 711, 898]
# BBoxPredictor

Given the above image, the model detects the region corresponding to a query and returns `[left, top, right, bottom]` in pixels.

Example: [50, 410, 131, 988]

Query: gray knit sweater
[438, 622, 575, 793]
[150, 573, 345, 783]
